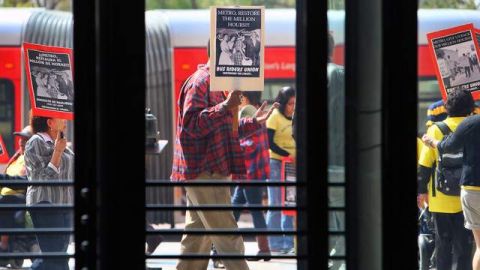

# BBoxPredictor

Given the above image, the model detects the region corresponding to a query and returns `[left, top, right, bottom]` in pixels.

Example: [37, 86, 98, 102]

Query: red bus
[0, 9, 39, 162]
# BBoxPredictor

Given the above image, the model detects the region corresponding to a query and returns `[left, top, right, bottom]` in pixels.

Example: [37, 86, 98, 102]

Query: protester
[418, 90, 474, 270]
[0, 126, 32, 252]
[25, 116, 74, 270]
[233, 92, 277, 259]
[326, 31, 346, 267]
[423, 111, 480, 270]
[327, 31, 345, 168]
[171, 41, 276, 270]
[266, 86, 296, 254]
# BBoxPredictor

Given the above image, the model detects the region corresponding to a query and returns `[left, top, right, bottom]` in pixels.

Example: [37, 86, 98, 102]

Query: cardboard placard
[210, 6, 265, 92]
[23, 43, 74, 120]
[427, 24, 480, 100]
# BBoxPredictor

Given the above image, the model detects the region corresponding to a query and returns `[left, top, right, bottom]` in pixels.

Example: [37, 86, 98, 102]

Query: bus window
[418, 78, 441, 134]
[0, 79, 15, 157]
[262, 80, 296, 102]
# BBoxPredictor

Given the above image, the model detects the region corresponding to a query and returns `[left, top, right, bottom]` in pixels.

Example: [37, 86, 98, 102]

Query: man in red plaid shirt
[172, 44, 275, 270]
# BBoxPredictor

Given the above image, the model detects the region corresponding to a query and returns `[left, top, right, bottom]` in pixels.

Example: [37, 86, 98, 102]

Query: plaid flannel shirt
[233, 125, 270, 181]
[171, 64, 261, 181]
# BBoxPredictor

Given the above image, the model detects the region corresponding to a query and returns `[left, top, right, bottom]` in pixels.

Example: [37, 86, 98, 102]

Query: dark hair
[242, 91, 262, 107]
[30, 116, 50, 134]
[275, 86, 296, 116]
[445, 90, 474, 117]
[328, 32, 335, 60]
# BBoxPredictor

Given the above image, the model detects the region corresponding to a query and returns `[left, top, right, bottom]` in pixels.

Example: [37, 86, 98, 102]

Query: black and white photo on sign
[213, 7, 263, 79]
[31, 66, 74, 101]
[434, 40, 480, 89]
[216, 28, 261, 67]
[285, 186, 296, 206]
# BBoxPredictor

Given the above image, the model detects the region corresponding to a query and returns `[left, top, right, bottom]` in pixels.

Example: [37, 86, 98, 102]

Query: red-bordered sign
[23, 42, 74, 120]
[0, 135, 9, 163]
[427, 23, 480, 101]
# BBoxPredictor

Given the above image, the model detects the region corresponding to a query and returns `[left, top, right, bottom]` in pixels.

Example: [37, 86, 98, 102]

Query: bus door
[0, 79, 15, 158]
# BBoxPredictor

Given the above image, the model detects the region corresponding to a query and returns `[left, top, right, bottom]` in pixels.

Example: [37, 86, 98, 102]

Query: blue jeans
[30, 201, 73, 270]
[231, 185, 267, 229]
[266, 158, 294, 251]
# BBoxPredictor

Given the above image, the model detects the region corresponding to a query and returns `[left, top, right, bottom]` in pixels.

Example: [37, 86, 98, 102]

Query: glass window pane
[145, 2, 298, 270]
[329, 235, 346, 256]
[328, 0, 346, 268]
[329, 186, 345, 208]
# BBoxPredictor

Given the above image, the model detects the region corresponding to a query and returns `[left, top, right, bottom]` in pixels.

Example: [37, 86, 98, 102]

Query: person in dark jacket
[419, 90, 474, 270]
[423, 102, 480, 270]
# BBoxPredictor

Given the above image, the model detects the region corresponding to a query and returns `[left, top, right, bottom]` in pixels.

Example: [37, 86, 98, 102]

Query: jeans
[433, 212, 472, 270]
[266, 158, 294, 251]
[30, 201, 73, 270]
[231, 185, 267, 229]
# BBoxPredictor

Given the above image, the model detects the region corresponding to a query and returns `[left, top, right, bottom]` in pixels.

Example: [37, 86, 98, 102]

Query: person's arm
[0, 174, 28, 191]
[0, 174, 27, 181]
[267, 128, 290, 157]
[417, 165, 432, 194]
[181, 82, 240, 139]
[239, 102, 278, 139]
[437, 116, 476, 153]
[24, 136, 62, 180]
[417, 126, 438, 208]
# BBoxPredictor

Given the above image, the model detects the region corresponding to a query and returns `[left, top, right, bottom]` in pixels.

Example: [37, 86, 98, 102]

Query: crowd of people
[418, 90, 480, 270]
[0, 32, 343, 270]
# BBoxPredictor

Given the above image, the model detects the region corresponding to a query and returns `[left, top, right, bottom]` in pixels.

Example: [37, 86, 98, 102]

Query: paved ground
[0, 241, 296, 270]
[147, 241, 297, 270]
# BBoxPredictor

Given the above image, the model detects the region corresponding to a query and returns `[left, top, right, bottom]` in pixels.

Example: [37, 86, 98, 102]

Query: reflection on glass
[329, 259, 347, 270]
[329, 235, 346, 256]
[329, 211, 345, 232]
[329, 187, 345, 207]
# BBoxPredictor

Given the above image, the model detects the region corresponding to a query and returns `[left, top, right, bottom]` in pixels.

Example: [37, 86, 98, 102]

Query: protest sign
[427, 24, 480, 100]
[210, 6, 265, 92]
[24, 43, 74, 119]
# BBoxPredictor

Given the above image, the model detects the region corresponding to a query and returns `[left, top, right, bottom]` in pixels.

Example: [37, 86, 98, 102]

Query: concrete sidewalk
[147, 241, 297, 270]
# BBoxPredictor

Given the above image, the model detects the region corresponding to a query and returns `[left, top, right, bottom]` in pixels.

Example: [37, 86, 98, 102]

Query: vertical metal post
[73, 0, 97, 269]
[74, 0, 146, 269]
[345, 0, 383, 269]
[381, 0, 418, 269]
[95, 0, 146, 269]
[296, 0, 329, 270]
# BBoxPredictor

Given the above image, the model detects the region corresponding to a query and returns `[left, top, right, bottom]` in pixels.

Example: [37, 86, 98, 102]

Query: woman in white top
[25, 116, 73, 270]
[218, 34, 234, 65]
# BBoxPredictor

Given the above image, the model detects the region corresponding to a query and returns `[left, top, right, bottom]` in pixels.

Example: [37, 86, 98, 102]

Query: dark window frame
[72, 0, 419, 269]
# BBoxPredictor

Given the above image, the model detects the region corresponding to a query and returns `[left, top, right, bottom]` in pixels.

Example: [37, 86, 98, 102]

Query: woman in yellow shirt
[266, 86, 296, 253]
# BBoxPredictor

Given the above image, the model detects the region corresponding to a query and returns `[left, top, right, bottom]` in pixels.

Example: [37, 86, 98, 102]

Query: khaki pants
[176, 172, 249, 270]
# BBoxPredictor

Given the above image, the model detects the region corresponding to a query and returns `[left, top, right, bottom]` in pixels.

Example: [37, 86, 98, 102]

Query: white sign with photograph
[210, 6, 265, 92]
